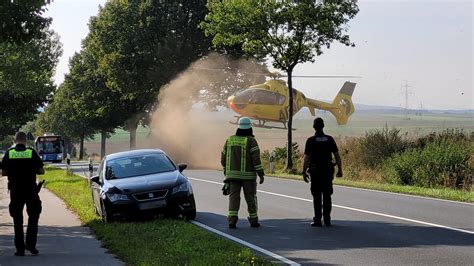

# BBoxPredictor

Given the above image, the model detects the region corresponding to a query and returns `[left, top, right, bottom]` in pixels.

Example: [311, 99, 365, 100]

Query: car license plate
[139, 200, 166, 210]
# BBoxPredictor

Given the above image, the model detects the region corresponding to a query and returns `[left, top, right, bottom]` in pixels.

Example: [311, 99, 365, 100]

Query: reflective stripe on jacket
[221, 135, 264, 180]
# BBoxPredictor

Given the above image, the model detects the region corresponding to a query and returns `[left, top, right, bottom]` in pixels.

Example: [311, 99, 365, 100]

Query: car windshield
[105, 153, 176, 180]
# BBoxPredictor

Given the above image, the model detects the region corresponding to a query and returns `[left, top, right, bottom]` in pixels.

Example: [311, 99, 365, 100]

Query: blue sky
[45, 0, 473, 110]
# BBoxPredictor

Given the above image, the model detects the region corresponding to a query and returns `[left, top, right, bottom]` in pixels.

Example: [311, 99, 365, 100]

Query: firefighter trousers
[228, 180, 258, 225]
[9, 189, 42, 251]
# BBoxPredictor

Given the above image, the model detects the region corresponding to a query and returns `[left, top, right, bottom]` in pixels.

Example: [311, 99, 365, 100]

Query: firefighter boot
[248, 217, 260, 228]
[228, 216, 238, 229]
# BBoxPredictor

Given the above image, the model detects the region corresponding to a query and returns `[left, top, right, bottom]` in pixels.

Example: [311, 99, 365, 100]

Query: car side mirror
[178, 163, 187, 173]
[90, 175, 100, 184]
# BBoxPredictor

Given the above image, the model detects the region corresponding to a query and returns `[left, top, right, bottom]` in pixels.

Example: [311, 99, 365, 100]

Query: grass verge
[42, 167, 270, 265]
[268, 173, 474, 203]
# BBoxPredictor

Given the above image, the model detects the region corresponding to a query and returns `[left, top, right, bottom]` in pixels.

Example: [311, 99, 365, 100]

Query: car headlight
[106, 193, 130, 202]
[57, 154, 63, 159]
[172, 182, 191, 194]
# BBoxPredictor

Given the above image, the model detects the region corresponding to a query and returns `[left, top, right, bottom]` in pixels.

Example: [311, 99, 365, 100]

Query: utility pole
[401, 81, 413, 120]
[419, 102, 423, 119]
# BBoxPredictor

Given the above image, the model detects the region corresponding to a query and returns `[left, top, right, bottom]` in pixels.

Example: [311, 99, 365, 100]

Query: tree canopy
[82, 0, 213, 149]
[201, 0, 359, 171]
[0, 30, 62, 136]
[0, 0, 52, 43]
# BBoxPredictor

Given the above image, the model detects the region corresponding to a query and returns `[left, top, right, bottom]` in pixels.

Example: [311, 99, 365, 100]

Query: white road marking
[264, 175, 474, 206]
[191, 221, 300, 266]
[189, 177, 474, 235]
[332, 184, 474, 206]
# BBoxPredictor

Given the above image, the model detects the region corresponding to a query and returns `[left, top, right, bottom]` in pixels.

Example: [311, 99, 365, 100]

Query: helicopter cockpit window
[234, 89, 256, 103]
[249, 90, 286, 105]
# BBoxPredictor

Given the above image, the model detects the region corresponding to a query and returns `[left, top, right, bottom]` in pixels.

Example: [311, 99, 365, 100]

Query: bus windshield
[36, 136, 62, 154]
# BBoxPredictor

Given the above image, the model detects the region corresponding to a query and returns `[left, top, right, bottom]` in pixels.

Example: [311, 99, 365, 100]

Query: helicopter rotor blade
[285, 75, 361, 79]
[190, 67, 360, 79]
[190, 67, 270, 76]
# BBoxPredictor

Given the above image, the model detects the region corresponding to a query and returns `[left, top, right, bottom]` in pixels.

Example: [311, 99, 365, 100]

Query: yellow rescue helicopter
[227, 76, 357, 129]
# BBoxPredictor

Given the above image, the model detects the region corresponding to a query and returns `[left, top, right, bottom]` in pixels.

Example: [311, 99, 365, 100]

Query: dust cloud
[149, 53, 266, 169]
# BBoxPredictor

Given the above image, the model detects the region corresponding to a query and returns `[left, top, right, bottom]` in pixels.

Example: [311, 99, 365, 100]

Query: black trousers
[9, 188, 42, 251]
[310, 175, 333, 222]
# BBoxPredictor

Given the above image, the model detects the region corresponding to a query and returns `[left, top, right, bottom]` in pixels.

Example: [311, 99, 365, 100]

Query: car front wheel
[100, 199, 115, 223]
[184, 209, 196, 220]
[183, 196, 196, 220]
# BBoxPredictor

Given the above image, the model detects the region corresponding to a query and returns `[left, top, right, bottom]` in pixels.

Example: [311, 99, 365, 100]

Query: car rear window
[105, 153, 176, 179]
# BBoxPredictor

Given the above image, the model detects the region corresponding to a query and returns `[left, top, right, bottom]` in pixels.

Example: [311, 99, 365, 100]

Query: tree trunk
[79, 133, 84, 160]
[128, 119, 139, 150]
[64, 138, 72, 161]
[286, 68, 294, 172]
[100, 129, 107, 159]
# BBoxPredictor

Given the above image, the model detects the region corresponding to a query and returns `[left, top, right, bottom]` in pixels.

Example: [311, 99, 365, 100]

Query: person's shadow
[194, 211, 474, 264]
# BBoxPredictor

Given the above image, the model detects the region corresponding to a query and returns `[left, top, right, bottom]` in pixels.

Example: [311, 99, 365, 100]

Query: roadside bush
[411, 129, 470, 149]
[340, 127, 408, 170]
[383, 138, 472, 190]
[261, 142, 303, 173]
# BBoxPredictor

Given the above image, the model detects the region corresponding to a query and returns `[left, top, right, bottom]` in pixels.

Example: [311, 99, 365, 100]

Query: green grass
[268, 173, 474, 203]
[90, 126, 150, 142]
[42, 167, 270, 265]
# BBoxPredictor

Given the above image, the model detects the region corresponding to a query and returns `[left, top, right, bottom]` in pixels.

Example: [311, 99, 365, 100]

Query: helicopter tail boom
[306, 81, 356, 125]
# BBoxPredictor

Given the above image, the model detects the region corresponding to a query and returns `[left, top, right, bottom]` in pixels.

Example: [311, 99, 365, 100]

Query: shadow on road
[195, 212, 474, 252]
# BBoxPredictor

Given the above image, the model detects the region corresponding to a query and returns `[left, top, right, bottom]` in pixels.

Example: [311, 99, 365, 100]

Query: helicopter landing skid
[251, 123, 296, 130]
[229, 116, 295, 130]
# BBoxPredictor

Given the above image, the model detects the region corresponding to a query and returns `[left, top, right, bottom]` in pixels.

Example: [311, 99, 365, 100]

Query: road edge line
[190, 221, 300, 265]
[264, 175, 474, 206]
[195, 171, 473, 206]
[189, 177, 474, 235]
[259, 190, 474, 235]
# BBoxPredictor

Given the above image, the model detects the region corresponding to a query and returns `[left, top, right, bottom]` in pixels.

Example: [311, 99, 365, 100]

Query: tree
[0, 0, 52, 43]
[66, 51, 122, 159]
[192, 54, 268, 110]
[37, 50, 123, 159]
[86, 0, 213, 149]
[0, 29, 62, 137]
[201, 0, 359, 171]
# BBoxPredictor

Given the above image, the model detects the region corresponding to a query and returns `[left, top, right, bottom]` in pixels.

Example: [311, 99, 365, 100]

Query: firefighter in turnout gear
[302, 118, 343, 227]
[1, 132, 45, 256]
[221, 117, 265, 229]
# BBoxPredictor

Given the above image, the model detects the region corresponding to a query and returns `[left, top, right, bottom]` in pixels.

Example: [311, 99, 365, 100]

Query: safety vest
[222, 135, 264, 180]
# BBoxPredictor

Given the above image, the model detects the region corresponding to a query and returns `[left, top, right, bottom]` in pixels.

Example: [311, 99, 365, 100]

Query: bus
[35, 135, 64, 163]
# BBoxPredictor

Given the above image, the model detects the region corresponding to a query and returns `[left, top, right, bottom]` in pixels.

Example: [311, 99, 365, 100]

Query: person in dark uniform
[1, 132, 45, 256]
[302, 118, 342, 227]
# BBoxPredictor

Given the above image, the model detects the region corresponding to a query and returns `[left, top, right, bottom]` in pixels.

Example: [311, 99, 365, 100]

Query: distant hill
[354, 103, 404, 111]
[196, 102, 473, 116]
[299, 102, 473, 115]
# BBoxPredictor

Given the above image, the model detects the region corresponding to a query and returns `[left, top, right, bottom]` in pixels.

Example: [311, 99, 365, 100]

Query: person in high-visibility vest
[1, 132, 45, 256]
[221, 117, 264, 229]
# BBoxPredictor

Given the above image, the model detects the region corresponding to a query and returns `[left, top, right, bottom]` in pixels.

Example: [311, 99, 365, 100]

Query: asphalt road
[186, 170, 474, 265]
[59, 163, 474, 265]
